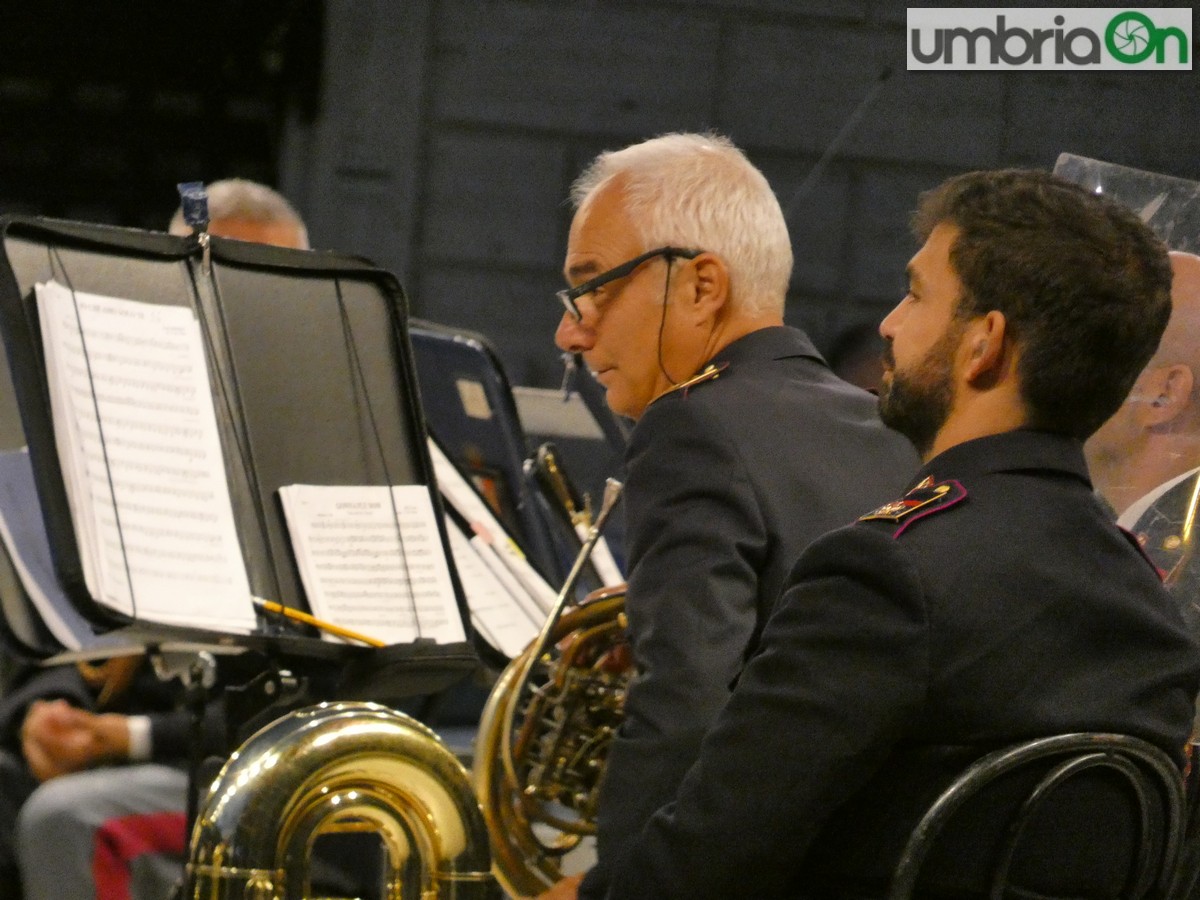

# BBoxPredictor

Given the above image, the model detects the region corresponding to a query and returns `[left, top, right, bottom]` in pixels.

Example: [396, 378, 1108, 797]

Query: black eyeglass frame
[557, 246, 702, 323]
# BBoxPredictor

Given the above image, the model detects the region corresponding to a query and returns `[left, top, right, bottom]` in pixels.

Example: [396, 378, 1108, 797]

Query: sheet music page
[279, 483, 466, 646]
[445, 521, 538, 658]
[428, 438, 558, 614]
[35, 280, 255, 632]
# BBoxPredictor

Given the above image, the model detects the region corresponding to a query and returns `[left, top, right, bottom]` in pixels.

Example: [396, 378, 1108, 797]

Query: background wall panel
[0, 0, 1194, 388]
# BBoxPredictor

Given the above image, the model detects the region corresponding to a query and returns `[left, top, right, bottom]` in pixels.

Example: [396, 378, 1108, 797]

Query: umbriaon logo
[1106, 11, 1187, 63]
[907, 8, 1192, 70]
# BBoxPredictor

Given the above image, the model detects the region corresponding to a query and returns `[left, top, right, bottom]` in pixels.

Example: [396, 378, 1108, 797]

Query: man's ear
[687, 252, 731, 322]
[961, 310, 1008, 384]
[1142, 364, 1195, 429]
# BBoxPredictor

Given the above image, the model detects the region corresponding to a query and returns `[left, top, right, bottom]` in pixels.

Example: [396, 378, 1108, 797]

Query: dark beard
[877, 327, 959, 458]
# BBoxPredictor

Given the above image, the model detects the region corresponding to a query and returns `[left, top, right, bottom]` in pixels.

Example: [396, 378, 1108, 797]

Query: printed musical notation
[443, 523, 538, 657]
[279, 483, 465, 646]
[427, 438, 556, 657]
[35, 280, 256, 632]
[30, 280, 473, 649]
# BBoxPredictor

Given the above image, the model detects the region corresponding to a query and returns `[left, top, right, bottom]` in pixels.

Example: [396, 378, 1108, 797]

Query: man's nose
[555, 311, 595, 353]
[878, 303, 902, 341]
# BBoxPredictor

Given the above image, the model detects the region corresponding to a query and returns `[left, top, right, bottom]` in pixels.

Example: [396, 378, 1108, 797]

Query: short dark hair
[913, 169, 1171, 439]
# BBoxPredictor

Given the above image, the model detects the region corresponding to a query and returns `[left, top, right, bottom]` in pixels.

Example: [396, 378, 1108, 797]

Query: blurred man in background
[167, 177, 309, 248]
[1087, 250, 1200, 634]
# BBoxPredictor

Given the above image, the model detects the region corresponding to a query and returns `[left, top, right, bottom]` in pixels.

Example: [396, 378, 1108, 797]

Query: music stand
[0, 215, 482, 727]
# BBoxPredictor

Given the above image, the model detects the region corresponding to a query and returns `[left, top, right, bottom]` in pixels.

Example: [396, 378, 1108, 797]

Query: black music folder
[409, 320, 562, 581]
[0, 215, 478, 698]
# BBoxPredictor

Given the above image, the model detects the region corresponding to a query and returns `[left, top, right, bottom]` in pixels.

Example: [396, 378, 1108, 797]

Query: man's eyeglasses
[557, 246, 701, 323]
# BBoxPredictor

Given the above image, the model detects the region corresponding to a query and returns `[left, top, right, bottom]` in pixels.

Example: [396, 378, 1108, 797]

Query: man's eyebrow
[566, 260, 600, 282]
[906, 264, 921, 289]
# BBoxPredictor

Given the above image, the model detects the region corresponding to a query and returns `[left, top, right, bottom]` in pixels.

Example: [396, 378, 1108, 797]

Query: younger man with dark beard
[598, 169, 1200, 900]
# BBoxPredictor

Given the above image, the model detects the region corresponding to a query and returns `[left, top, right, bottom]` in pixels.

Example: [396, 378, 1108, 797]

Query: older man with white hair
[545, 133, 917, 900]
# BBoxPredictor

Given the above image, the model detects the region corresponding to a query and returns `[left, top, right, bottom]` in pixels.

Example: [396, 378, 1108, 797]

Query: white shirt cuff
[125, 715, 152, 761]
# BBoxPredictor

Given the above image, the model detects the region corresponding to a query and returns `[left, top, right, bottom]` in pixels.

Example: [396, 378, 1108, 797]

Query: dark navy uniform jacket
[581, 325, 919, 898]
[605, 429, 1200, 900]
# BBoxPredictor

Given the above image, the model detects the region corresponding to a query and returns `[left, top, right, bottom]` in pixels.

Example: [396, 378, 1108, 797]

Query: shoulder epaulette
[649, 362, 729, 407]
[860, 476, 967, 537]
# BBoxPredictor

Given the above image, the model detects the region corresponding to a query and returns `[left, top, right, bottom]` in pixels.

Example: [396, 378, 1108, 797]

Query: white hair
[570, 133, 792, 316]
[168, 178, 309, 248]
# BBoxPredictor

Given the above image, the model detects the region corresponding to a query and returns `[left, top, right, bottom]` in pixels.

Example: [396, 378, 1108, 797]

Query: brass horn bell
[186, 701, 497, 899]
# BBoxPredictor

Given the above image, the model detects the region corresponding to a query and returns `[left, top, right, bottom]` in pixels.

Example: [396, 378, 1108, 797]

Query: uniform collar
[704, 325, 827, 372]
[912, 429, 1091, 491]
[647, 326, 829, 409]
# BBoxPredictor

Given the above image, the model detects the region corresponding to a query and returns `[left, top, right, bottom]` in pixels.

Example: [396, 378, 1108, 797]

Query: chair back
[1169, 743, 1200, 900]
[888, 733, 1186, 900]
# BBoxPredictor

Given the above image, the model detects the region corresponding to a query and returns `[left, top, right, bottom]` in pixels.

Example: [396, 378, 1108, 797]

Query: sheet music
[279, 483, 465, 646]
[35, 280, 255, 632]
[445, 522, 538, 658]
[428, 438, 558, 615]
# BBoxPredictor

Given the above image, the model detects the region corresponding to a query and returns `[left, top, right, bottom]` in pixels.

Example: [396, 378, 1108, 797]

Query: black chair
[888, 733, 1187, 900]
[408, 320, 564, 585]
[1169, 742, 1200, 899]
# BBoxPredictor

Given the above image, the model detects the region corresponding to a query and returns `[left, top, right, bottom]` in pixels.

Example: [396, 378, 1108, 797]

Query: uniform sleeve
[145, 695, 229, 762]
[0, 665, 93, 752]
[605, 525, 931, 900]
[582, 396, 768, 897]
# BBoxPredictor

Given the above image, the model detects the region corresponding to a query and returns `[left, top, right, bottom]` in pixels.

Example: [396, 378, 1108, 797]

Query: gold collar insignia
[648, 362, 728, 407]
[860, 481, 956, 523]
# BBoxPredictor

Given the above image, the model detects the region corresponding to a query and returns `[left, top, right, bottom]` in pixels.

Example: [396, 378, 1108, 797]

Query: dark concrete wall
[280, 0, 1200, 387]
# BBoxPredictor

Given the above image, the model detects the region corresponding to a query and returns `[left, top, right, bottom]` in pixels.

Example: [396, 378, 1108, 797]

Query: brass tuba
[185, 701, 498, 899]
[473, 479, 631, 897]
[184, 479, 628, 898]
